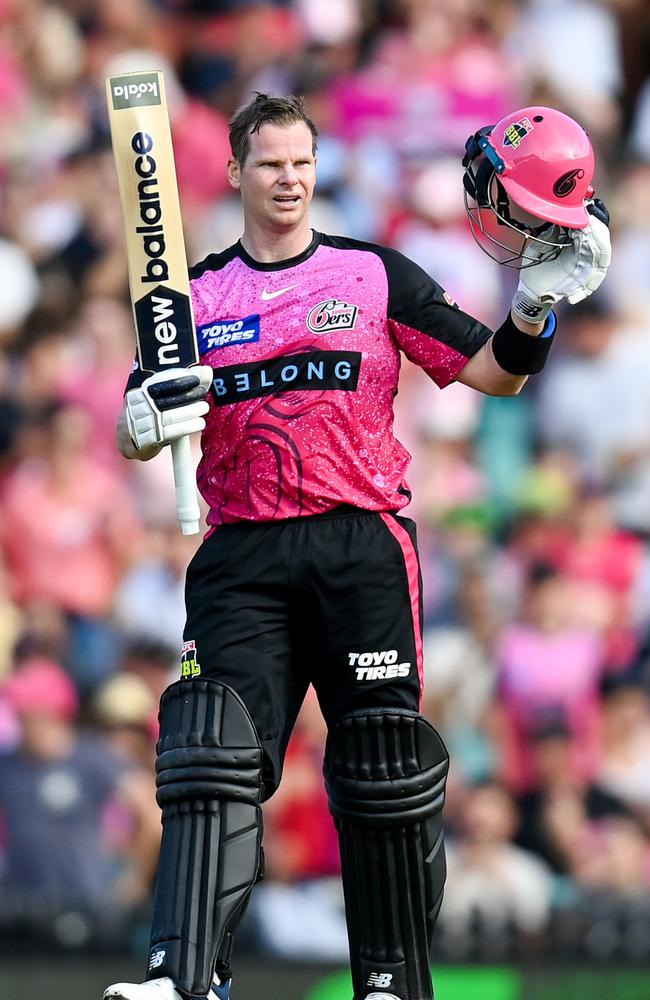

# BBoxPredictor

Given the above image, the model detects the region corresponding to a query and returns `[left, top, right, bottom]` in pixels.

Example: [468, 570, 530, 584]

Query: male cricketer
[105, 95, 611, 1000]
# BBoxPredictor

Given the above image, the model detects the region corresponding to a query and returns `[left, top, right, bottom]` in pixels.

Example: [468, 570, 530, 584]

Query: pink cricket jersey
[128, 232, 493, 526]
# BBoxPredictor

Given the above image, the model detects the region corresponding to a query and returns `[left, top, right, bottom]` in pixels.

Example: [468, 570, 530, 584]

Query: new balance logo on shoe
[367, 972, 393, 987]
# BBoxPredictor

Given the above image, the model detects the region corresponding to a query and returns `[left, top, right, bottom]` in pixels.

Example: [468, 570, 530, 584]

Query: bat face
[107, 70, 198, 374]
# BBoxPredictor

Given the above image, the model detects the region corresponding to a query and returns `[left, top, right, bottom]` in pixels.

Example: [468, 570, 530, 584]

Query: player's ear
[227, 157, 241, 191]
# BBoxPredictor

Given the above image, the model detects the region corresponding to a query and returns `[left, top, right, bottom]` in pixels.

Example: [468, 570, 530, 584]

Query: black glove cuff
[491, 312, 556, 375]
[148, 374, 208, 410]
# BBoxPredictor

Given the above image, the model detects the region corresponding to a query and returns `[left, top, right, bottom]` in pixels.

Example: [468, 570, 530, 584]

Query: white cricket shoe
[365, 994, 401, 1000]
[103, 978, 183, 1000]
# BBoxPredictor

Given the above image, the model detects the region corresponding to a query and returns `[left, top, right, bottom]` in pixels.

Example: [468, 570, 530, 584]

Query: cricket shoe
[103, 979, 183, 1000]
[364, 995, 401, 1000]
[104, 977, 230, 1000]
[211, 976, 231, 1000]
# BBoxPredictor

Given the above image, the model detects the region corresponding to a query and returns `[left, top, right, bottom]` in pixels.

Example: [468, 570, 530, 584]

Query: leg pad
[147, 679, 263, 998]
[324, 709, 448, 1000]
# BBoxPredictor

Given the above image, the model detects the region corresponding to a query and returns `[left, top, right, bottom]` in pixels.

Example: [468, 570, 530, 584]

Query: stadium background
[1, 0, 650, 997]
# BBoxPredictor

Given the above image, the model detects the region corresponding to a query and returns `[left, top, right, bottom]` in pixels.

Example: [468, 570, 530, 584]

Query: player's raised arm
[457, 107, 611, 393]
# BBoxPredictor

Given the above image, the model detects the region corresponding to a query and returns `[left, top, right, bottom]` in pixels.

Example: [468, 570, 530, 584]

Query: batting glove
[125, 366, 213, 452]
[512, 202, 612, 325]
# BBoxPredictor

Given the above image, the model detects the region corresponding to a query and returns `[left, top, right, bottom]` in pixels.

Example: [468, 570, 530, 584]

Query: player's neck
[240, 220, 313, 264]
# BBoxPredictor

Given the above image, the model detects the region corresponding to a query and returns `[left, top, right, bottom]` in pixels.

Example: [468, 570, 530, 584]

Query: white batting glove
[512, 211, 612, 324]
[125, 366, 213, 452]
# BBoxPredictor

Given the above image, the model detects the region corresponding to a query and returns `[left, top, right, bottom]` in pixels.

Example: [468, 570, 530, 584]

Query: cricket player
[105, 96, 610, 1000]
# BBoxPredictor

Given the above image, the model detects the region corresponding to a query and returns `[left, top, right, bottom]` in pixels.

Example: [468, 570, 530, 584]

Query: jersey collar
[236, 230, 322, 271]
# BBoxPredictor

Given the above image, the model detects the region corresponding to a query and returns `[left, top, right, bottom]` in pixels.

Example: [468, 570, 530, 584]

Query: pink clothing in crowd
[1, 457, 141, 617]
[496, 624, 605, 789]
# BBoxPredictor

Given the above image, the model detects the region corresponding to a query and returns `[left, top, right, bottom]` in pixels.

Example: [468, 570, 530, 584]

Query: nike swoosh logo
[261, 284, 298, 301]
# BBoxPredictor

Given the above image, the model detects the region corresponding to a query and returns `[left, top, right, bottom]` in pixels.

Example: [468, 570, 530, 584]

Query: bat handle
[171, 435, 201, 535]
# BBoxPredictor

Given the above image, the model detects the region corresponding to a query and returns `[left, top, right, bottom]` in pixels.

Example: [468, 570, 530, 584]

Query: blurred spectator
[493, 562, 606, 790]
[118, 636, 178, 706]
[605, 162, 650, 327]
[551, 486, 644, 666]
[58, 297, 137, 471]
[0, 240, 40, 343]
[330, 0, 520, 155]
[249, 691, 346, 960]
[596, 675, 650, 820]
[440, 780, 554, 957]
[388, 157, 502, 325]
[536, 299, 650, 535]
[575, 814, 650, 900]
[422, 621, 496, 783]
[515, 716, 629, 876]
[511, 0, 622, 144]
[0, 658, 160, 948]
[91, 670, 158, 770]
[0, 402, 142, 691]
[113, 527, 200, 649]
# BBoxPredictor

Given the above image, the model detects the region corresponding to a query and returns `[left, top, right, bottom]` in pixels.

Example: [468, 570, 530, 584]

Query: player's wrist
[492, 311, 556, 375]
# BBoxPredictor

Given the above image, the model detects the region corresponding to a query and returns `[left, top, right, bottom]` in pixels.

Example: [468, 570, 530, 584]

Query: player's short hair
[229, 93, 318, 165]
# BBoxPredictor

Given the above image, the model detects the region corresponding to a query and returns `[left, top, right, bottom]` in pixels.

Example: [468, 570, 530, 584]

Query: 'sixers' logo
[181, 640, 201, 678]
[503, 117, 533, 149]
[553, 168, 585, 198]
[307, 299, 359, 334]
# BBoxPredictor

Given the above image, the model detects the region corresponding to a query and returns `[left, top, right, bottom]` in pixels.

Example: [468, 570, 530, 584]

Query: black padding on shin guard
[324, 710, 449, 1000]
[147, 679, 263, 998]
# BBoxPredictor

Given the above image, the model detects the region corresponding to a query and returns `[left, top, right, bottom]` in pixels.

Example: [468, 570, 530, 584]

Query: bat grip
[171, 435, 201, 535]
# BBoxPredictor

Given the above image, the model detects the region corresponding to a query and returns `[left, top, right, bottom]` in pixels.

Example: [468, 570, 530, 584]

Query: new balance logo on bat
[110, 74, 161, 109]
[151, 295, 180, 365]
[135, 286, 196, 372]
[130, 130, 170, 285]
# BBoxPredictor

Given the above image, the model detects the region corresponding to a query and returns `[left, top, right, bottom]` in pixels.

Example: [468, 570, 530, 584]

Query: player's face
[228, 122, 316, 229]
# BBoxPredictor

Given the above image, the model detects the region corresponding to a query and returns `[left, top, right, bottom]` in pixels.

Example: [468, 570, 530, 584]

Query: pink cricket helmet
[462, 106, 595, 267]
[490, 107, 594, 227]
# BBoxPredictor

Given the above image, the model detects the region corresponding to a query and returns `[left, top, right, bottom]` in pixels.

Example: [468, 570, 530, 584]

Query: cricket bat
[106, 69, 201, 535]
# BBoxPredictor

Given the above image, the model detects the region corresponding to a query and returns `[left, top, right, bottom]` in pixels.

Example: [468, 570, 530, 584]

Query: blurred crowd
[1, 0, 650, 966]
